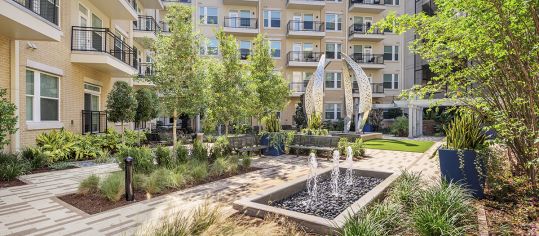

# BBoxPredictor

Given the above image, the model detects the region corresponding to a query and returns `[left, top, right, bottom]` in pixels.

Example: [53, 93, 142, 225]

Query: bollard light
[125, 156, 134, 201]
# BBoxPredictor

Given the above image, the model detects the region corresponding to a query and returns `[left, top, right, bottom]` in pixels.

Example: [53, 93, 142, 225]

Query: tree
[149, 5, 207, 146]
[207, 31, 256, 134]
[293, 95, 307, 130]
[106, 81, 137, 133]
[249, 34, 290, 118]
[378, 0, 539, 187]
[135, 88, 159, 128]
[0, 89, 17, 149]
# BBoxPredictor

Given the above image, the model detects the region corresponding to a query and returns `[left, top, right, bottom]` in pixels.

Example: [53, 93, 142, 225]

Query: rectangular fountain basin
[233, 167, 400, 234]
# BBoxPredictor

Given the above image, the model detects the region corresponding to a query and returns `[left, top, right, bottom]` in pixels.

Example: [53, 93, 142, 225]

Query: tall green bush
[390, 116, 408, 137]
[100, 172, 124, 202]
[116, 146, 154, 174]
[106, 81, 137, 133]
[0, 89, 17, 149]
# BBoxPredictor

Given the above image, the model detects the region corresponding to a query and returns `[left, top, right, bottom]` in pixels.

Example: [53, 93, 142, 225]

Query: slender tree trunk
[172, 109, 178, 147]
[225, 121, 229, 135]
[121, 121, 125, 144]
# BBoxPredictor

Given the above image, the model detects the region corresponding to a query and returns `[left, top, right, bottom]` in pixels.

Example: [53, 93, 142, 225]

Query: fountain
[331, 150, 340, 196]
[345, 146, 354, 185]
[306, 152, 319, 205]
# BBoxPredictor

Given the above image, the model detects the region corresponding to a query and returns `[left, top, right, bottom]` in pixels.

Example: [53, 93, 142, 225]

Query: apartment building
[0, 0, 166, 152]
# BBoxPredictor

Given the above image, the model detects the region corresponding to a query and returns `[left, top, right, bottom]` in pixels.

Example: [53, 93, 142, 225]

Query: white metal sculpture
[342, 60, 354, 133]
[342, 53, 372, 133]
[304, 54, 326, 119]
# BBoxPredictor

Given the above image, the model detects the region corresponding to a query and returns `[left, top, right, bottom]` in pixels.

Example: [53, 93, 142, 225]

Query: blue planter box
[438, 149, 485, 198]
[363, 124, 374, 132]
[260, 133, 285, 156]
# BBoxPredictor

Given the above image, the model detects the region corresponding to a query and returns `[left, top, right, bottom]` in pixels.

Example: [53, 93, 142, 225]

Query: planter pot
[438, 149, 485, 198]
[260, 133, 285, 156]
[363, 124, 374, 132]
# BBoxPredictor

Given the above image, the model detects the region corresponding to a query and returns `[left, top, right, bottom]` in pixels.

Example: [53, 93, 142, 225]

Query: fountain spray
[345, 146, 354, 185]
[307, 152, 319, 205]
[331, 150, 340, 196]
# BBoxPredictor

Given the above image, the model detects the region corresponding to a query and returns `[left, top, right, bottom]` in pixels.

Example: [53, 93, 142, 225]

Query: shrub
[209, 157, 238, 177]
[210, 136, 231, 160]
[116, 146, 154, 174]
[352, 138, 365, 157]
[387, 171, 423, 209]
[240, 155, 251, 169]
[155, 146, 175, 168]
[341, 201, 403, 236]
[174, 145, 189, 163]
[0, 152, 30, 180]
[338, 137, 350, 154]
[191, 140, 208, 161]
[0, 88, 17, 149]
[36, 129, 77, 162]
[444, 111, 486, 150]
[100, 172, 125, 202]
[145, 168, 170, 194]
[94, 150, 113, 164]
[124, 129, 147, 146]
[390, 116, 408, 137]
[79, 174, 100, 195]
[73, 135, 104, 160]
[101, 128, 123, 152]
[133, 173, 147, 191]
[188, 160, 208, 182]
[19, 147, 47, 169]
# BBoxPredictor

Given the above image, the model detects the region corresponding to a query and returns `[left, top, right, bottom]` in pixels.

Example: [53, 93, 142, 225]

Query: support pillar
[408, 105, 415, 138]
[9, 40, 20, 152]
[195, 114, 201, 133]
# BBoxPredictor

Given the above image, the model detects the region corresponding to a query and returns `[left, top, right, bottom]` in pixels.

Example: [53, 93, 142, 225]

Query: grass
[363, 139, 435, 153]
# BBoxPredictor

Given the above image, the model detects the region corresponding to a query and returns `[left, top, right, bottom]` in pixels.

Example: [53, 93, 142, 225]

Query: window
[383, 74, 399, 89]
[239, 41, 251, 60]
[201, 38, 218, 55]
[383, 45, 399, 61]
[326, 43, 342, 59]
[384, 0, 399, 5]
[263, 10, 281, 28]
[325, 13, 342, 31]
[270, 40, 281, 58]
[200, 7, 218, 25]
[324, 103, 342, 120]
[325, 72, 342, 89]
[26, 70, 60, 122]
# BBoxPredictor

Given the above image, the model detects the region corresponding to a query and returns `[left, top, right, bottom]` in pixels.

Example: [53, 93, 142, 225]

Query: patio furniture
[228, 135, 268, 156]
[289, 135, 340, 158]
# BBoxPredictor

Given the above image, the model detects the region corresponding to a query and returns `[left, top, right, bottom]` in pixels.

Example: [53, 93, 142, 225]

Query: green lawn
[363, 139, 435, 153]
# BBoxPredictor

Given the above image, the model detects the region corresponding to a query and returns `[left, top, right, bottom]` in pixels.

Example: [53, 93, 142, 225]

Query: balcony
[287, 0, 325, 10]
[223, 17, 259, 36]
[0, 0, 61, 41]
[240, 49, 251, 60]
[287, 51, 322, 67]
[133, 15, 161, 43]
[289, 82, 308, 96]
[353, 83, 385, 97]
[350, 53, 385, 69]
[91, 0, 137, 20]
[287, 21, 325, 38]
[349, 0, 386, 13]
[82, 110, 107, 134]
[348, 24, 385, 41]
[138, 0, 164, 9]
[162, 0, 191, 6]
[223, 0, 259, 6]
[71, 26, 137, 77]
[138, 62, 155, 77]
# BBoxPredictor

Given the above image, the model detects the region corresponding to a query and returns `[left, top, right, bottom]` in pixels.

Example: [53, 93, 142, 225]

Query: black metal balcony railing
[134, 15, 161, 33]
[287, 0, 325, 3]
[82, 110, 107, 134]
[289, 82, 308, 93]
[287, 51, 322, 63]
[353, 83, 384, 94]
[125, 0, 137, 10]
[350, 0, 385, 5]
[224, 17, 258, 29]
[71, 26, 136, 68]
[239, 49, 251, 60]
[287, 20, 325, 33]
[350, 53, 384, 64]
[138, 62, 155, 77]
[162, 0, 191, 3]
[12, 0, 59, 25]
[349, 23, 384, 35]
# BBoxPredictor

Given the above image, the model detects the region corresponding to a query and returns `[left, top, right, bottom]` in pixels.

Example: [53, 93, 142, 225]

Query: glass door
[303, 14, 314, 31]
[229, 11, 238, 27]
[84, 93, 100, 133]
[240, 10, 250, 27]
[364, 45, 373, 62]
[293, 15, 301, 31]
[292, 43, 302, 60]
[91, 14, 103, 51]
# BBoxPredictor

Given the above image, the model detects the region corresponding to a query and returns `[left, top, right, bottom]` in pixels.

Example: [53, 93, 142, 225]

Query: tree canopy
[106, 81, 137, 132]
[135, 88, 159, 124]
[0, 89, 17, 149]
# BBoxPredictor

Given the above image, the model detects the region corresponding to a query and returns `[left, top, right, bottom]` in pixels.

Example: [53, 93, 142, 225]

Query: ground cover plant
[363, 139, 434, 153]
[338, 137, 366, 158]
[60, 142, 257, 214]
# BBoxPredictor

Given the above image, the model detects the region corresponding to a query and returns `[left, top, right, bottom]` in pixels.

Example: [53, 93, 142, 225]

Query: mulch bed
[58, 167, 262, 215]
[0, 179, 27, 188]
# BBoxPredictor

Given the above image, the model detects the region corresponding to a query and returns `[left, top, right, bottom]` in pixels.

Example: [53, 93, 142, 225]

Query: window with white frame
[26, 69, 60, 122]
[325, 72, 342, 89]
[384, 0, 399, 5]
[383, 74, 399, 89]
[325, 43, 342, 59]
[383, 45, 399, 61]
[199, 7, 218, 25]
[200, 38, 218, 55]
[263, 10, 281, 28]
[326, 0, 342, 2]
[270, 40, 281, 58]
[325, 13, 342, 31]
[324, 103, 342, 120]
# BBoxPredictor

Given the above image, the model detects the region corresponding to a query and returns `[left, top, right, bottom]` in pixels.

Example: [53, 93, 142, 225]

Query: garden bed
[58, 167, 261, 215]
[0, 178, 27, 188]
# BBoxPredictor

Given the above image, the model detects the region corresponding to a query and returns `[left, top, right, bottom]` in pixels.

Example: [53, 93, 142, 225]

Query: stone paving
[0, 141, 442, 236]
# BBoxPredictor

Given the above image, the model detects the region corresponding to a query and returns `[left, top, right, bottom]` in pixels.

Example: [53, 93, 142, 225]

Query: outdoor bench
[289, 135, 340, 157]
[228, 135, 268, 156]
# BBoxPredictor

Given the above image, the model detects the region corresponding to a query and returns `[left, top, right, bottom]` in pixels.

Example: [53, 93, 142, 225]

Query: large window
[325, 13, 342, 31]
[270, 40, 281, 58]
[201, 38, 218, 55]
[263, 10, 281, 28]
[384, 0, 400, 5]
[200, 7, 218, 25]
[325, 72, 342, 89]
[326, 43, 342, 59]
[384, 45, 399, 61]
[26, 70, 60, 122]
[383, 74, 399, 89]
[324, 103, 342, 120]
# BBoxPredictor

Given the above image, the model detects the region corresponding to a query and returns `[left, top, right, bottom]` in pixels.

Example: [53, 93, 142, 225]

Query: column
[408, 105, 415, 138]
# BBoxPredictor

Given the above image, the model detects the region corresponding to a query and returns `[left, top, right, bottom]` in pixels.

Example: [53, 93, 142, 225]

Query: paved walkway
[0, 141, 441, 236]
